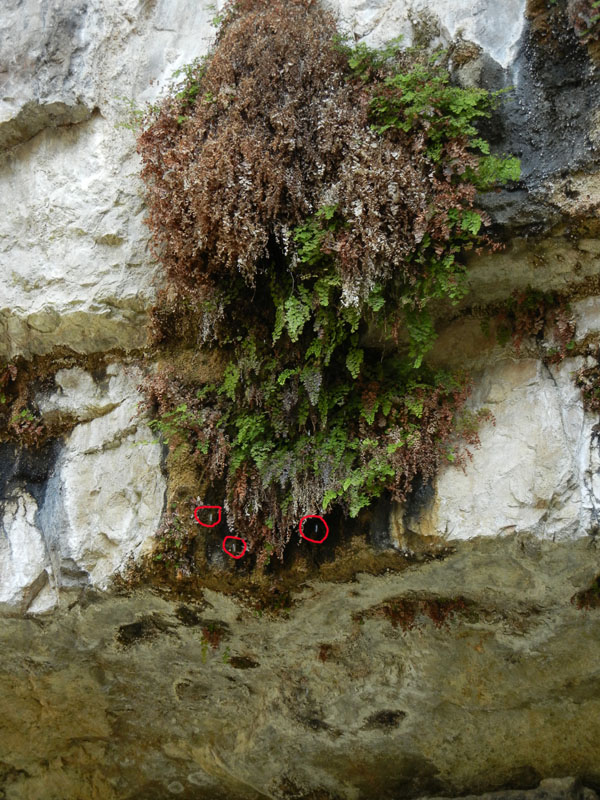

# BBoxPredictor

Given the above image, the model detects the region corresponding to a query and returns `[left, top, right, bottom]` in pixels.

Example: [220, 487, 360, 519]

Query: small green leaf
[460, 210, 482, 235]
[346, 347, 364, 379]
[277, 368, 299, 386]
[284, 295, 311, 342]
[221, 363, 240, 400]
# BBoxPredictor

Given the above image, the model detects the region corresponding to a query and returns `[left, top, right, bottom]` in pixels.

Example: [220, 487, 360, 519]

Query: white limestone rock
[0, 0, 97, 150]
[325, 0, 526, 68]
[37, 362, 139, 423]
[39, 363, 165, 593]
[57, 394, 164, 587]
[573, 296, 600, 341]
[397, 357, 599, 543]
[0, 0, 220, 359]
[0, 363, 165, 615]
[0, 493, 53, 615]
[0, 114, 159, 359]
[0, 0, 221, 150]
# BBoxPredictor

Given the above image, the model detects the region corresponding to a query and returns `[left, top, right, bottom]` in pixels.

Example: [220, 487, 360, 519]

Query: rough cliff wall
[1, 1, 600, 798]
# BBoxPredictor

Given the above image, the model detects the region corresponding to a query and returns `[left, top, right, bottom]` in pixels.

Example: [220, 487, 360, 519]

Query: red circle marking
[194, 505, 222, 528]
[222, 536, 248, 559]
[299, 515, 329, 544]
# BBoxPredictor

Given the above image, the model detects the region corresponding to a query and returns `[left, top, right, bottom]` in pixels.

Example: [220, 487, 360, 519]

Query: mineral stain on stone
[303, 717, 332, 733]
[572, 574, 600, 608]
[0, 439, 61, 512]
[174, 603, 203, 626]
[354, 593, 479, 632]
[228, 655, 260, 669]
[362, 709, 407, 730]
[116, 613, 175, 647]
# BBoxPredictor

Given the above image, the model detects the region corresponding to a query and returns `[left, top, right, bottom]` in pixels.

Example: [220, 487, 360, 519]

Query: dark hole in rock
[116, 620, 150, 646]
[502, 763, 542, 791]
[196, 507, 219, 526]
[572, 574, 600, 609]
[368, 490, 393, 551]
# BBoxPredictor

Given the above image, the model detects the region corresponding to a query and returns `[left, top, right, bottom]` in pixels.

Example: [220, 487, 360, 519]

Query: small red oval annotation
[222, 536, 248, 559]
[192, 507, 327, 556]
[299, 515, 329, 544]
[193, 505, 222, 528]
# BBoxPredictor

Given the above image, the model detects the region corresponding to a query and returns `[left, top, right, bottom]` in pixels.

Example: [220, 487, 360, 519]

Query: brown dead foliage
[135, 0, 507, 556]
[201, 620, 229, 649]
[574, 353, 600, 412]
[354, 593, 477, 631]
[138, 0, 485, 304]
[139, 0, 348, 285]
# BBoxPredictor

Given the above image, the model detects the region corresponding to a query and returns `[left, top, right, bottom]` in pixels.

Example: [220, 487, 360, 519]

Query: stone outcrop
[0, 363, 165, 616]
[2, 537, 600, 799]
[394, 356, 600, 545]
[1, 0, 600, 797]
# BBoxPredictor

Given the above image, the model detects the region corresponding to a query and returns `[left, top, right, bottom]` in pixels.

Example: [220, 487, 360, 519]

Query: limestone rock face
[0, 114, 156, 359]
[1, 0, 600, 796]
[0, 0, 220, 358]
[0, 492, 49, 613]
[0, 364, 165, 616]
[395, 357, 600, 544]
[0, 0, 97, 150]
[327, 0, 527, 68]
[1, 0, 598, 358]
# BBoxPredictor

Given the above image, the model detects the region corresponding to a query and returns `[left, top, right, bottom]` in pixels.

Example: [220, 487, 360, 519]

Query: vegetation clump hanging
[137, 0, 520, 562]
